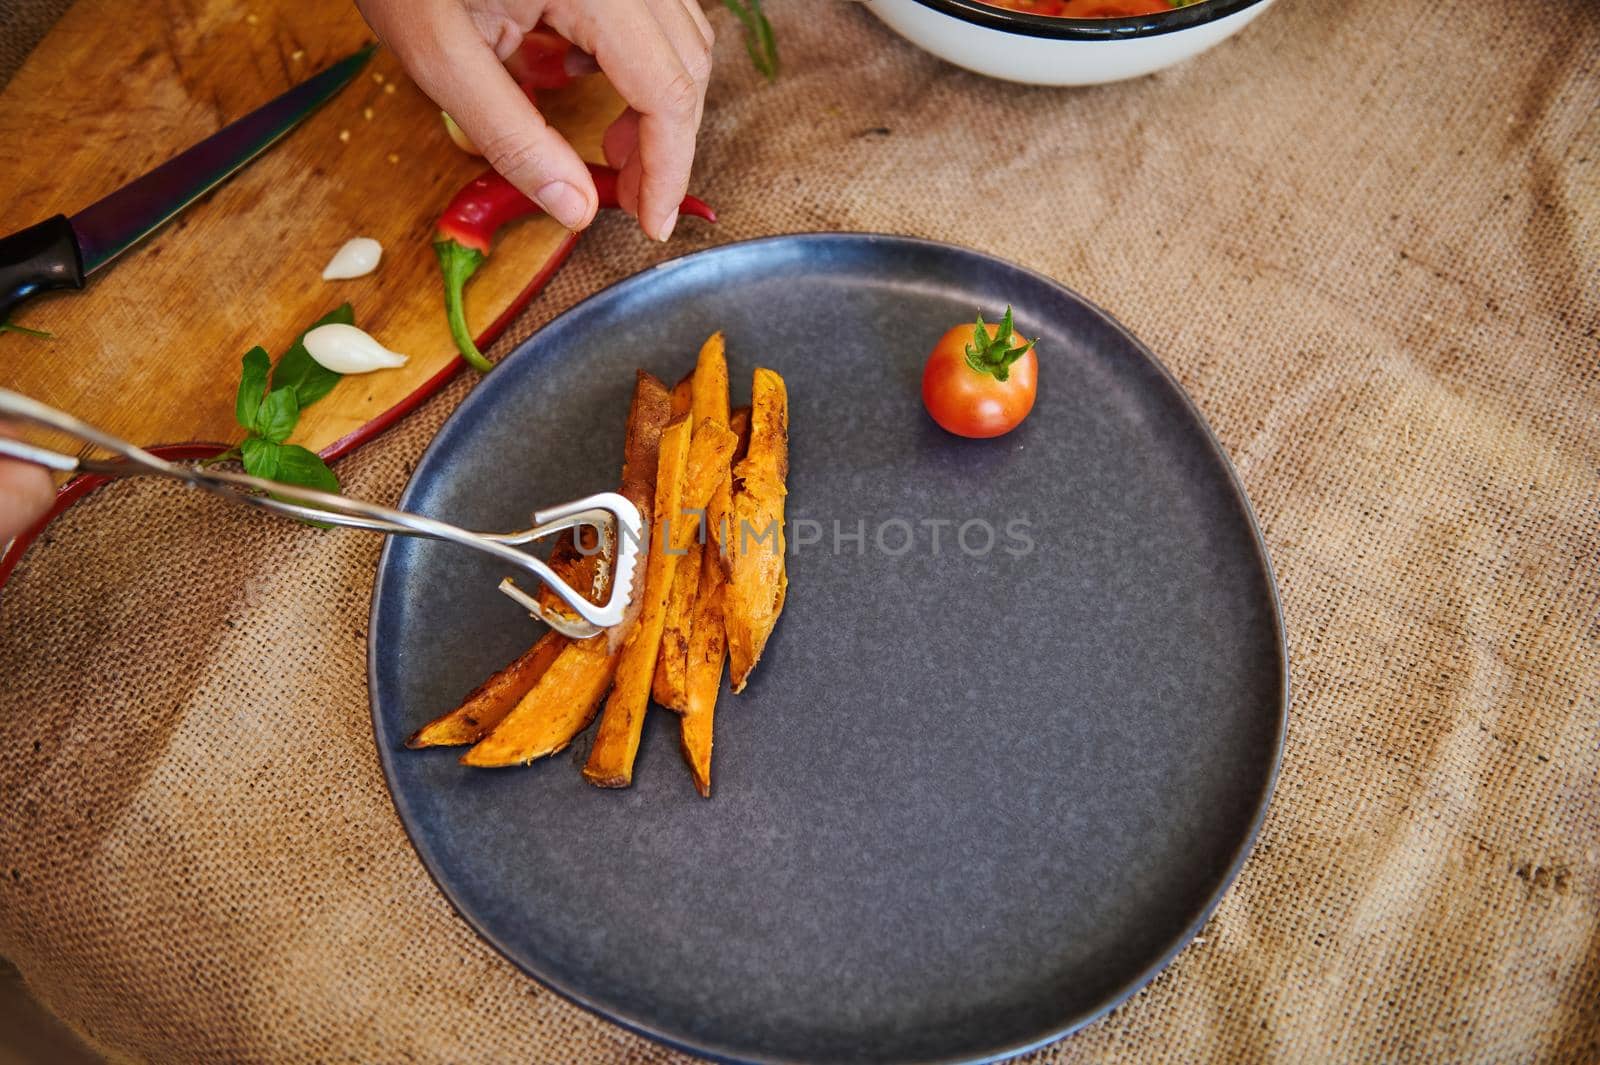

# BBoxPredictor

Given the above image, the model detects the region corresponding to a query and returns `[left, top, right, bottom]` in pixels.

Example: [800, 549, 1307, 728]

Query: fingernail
[657, 208, 679, 243]
[534, 181, 589, 230]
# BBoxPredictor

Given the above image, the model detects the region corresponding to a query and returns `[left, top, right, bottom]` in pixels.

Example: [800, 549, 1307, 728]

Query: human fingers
[362, 0, 599, 229]
[0, 428, 54, 543]
[602, 108, 643, 218]
[543, 0, 710, 240]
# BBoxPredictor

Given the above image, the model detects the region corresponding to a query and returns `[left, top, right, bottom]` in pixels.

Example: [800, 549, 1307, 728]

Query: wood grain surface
[0, 0, 624, 459]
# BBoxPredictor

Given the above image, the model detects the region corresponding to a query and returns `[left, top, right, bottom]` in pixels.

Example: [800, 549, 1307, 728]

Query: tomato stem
[964, 306, 1036, 382]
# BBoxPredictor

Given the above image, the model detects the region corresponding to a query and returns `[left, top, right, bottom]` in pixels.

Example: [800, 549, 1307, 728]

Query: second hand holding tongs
[0, 388, 642, 639]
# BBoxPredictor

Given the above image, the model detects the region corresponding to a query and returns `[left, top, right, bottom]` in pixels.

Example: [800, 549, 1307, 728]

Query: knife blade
[0, 44, 374, 319]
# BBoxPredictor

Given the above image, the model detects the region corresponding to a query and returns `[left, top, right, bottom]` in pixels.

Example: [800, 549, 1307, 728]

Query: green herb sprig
[721, 0, 778, 81]
[217, 304, 351, 499]
[964, 306, 1037, 382]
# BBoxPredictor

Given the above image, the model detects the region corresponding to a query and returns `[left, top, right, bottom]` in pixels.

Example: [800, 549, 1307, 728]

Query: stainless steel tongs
[0, 388, 642, 639]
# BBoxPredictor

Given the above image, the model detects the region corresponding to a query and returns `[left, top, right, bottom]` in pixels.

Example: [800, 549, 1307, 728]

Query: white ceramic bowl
[865, 0, 1277, 86]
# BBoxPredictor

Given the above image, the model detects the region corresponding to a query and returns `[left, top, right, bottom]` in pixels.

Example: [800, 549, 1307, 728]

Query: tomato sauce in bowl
[979, 0, 1192, 15]
[868, 0, 1275, 86]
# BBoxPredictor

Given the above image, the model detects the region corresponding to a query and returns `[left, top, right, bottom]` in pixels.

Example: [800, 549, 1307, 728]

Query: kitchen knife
[0, 44, 374, 320]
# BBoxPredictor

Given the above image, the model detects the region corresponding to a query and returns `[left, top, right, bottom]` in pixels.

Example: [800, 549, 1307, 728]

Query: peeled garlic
[302, 323, 408, 374]
[321, 237, 382, 280]
[441, 111, 481, 156]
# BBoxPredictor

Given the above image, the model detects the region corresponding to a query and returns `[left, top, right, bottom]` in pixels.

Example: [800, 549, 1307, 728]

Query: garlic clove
[302, 323, 409, 374]
[321, 237, 383, 281]
[441, 111, 481, 156]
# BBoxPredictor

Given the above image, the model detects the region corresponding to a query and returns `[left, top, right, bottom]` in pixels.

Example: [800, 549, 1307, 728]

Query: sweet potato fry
[682, 421, 738, 515]
[653, 542, 703, 712]
[653, 416, 738, 710]
[530, 372, 669, 641]
[583, 416, 693, 787]
[730, 406, 750, 458]
[408, 526, 596, 748]
[654, 334, 732, 711]
[693, 335, 734, 566]
[690, 334, 730, 421]
[405, 629, 567, 748]
[678, 377, 746, 790]
[679, 547, 726, 797]
[597, 372, 673, 651]
[459, 640, 620, 766]
[726, 369, 788, 692]
[437, 372, 669, 761]
[670, 373, 693, 417]
[621, 370, 674, 519]
[651, 355, 700, 709]
[531, 528, 603, 627]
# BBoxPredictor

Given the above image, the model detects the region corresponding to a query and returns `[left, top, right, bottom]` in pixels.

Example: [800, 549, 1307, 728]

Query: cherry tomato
[921, 309, 1039, 439]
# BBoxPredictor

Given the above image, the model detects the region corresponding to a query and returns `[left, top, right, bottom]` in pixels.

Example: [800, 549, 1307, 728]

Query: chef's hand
[358, 0, 713, 241]
[0, 436, 53, 543]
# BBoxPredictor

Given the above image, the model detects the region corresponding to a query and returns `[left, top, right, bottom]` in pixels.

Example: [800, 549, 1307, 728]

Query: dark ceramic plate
[370, 234, 1287, 1064]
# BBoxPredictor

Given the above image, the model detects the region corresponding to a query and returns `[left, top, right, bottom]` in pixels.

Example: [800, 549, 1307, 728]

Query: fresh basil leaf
[721, 0, 778, 80]
[240, 435, 282, 481]
[271, 303, 353, 409]
[754, 7, 779, 79]
[236, 347, 271, 431]
[273, 444, 340, 494]
[255, 387, 300, 443]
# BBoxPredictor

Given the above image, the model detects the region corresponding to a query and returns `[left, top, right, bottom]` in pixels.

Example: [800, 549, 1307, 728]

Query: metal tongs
[0, 388, 642, 639]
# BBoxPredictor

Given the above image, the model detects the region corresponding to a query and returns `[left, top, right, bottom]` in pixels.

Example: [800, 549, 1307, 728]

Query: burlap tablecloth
[2, 1, 1596, 1061]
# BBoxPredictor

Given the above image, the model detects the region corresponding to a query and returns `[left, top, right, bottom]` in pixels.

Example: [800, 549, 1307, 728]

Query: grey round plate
[370, 233, 1287, 1065]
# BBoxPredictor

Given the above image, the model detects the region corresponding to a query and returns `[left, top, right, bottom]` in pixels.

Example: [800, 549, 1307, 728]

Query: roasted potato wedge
[726, 369, 788, 692]
[459, 640, 620, 766]
[584, 417, 738, 784]
[444, 371, 668, 762]
[682, 421, 738, 517]
[408, 522, 601, 748]
[654, 416, 738, 710]
[528, 372, 669, 644]
[670, 373, 693, 417]
[653, 532, 704, 712]
[405, 629, 567, 748]
[730, 406, 751, 459]
[531, 528, 603, 629]
[583, 416, 693, 787]
[597, 371, 672, 652]
[679, 382, 750, 790]
[654, 334, 733, 711]
[679, 546, 726, 797]
[621, 370, 674, 519]
[693, 335, 734, 568]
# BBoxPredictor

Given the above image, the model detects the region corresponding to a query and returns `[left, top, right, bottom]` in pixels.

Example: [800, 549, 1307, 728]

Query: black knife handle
[0, 215, 85, 320]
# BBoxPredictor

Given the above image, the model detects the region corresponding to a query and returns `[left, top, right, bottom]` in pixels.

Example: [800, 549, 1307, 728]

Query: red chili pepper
[434, 163, 716, 371]
[505, 28, 574, 92]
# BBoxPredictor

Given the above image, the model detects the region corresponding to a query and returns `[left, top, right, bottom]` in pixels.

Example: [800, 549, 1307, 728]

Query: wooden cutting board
[0, 0, 624, 460]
